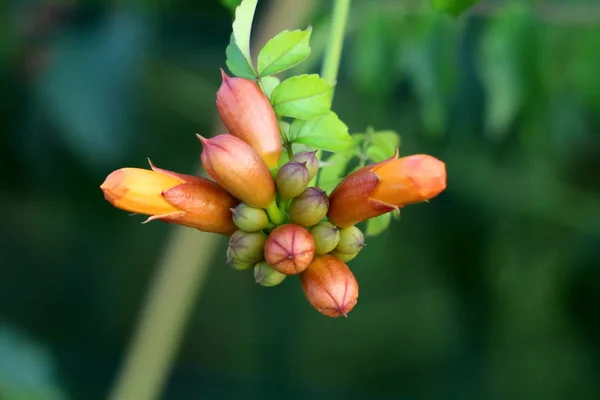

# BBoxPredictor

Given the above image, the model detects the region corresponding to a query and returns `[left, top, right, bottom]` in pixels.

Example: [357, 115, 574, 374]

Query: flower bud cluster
[100, 69, 447, 319]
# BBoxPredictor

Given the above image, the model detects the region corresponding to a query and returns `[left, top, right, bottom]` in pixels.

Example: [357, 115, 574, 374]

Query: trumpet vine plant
[101, 0, 450, 318]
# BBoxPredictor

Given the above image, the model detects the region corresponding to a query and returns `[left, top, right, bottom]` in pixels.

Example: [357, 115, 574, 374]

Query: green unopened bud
[231, 203, 270, 232]
[330, 249, 360, 263]
[226, 248, 255, 270]
[254, 261, 287, 287]
[276, 161, 310, 200]
[335, 225, 365, 253]
[289, 187, 329, 227]
[228, 230, 267, 264]
[333, 225, 365, 262]
[310, 222, 340, 255]
[290, 151, 319, 180]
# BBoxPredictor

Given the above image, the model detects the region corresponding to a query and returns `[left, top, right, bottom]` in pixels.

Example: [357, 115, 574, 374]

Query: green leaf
[289, 111, 353, 153]
[260, 76, 280, 99]
[270, 74, 332, 119]
[371, 130, 400, 154]
[317, 152, 351, 194]
[225, 34, 255, 79]
[232, 0, 258, 68]
[352, 133, 365, 145]
[366, 146, 389, 163]
[431, 0, 479, 17]
[257, 27, 312, 76]
[365, 213, 392, 236]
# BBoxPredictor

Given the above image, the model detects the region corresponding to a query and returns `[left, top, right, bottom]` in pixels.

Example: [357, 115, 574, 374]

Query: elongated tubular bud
[327, 154, 446, 227]
[216, 70, 282, 168]
[100, 161, 238, 235]
[264, 224, 315, 275]
[198, 134, 276, 208]
[301, 255, 359, 318]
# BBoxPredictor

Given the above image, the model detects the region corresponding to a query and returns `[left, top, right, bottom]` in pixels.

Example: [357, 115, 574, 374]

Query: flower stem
[266, 201, 285, 225]
[313, 0, 351, 186]
[320, 0, 351, 91]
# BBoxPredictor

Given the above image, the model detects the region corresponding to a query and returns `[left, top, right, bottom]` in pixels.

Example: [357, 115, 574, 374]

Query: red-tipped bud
[199, 134, 276, 208]
[231, 203, 270, 232]
[254, 261, 287, 287]
[264, 224, 315, 275]
[100, 160, 238, 235]
[290, 151, 319, 180]
[310, 222, 340, 255]
[328, 154, 447, 227]
[276, 161, 310, 200]
[228, 230, 267, 265]
[301, 255, 359, 318]
[289, 187, 329, 227]
[216, 70, 282, 168]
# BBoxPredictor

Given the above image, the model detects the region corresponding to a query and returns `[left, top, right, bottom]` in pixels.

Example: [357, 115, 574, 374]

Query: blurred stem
[320, 0, 351, 91]
[107, 226, 221, 400]
[313, 0, 351, 187]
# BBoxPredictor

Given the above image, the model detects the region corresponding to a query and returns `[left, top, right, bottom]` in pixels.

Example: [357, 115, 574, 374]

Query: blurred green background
[2, 0, 600, 399]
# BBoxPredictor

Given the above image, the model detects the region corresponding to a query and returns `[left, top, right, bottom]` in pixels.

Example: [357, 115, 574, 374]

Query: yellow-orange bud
[100, 160, 238, 235]
[328, 154, 446, 227]
[300, 255, 359, 318]
[198, 134, 276, 208]
[216, 70, 282, 168]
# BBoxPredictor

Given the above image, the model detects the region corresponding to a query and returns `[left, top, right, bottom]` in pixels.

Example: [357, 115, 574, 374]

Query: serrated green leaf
[257, 27, 312, 76]
[431, 0, 479, 17]
[317, 152, 351, 194]
[270, 74, 332, 119]
[232, 0, 257, 68]
[289, 112, 353, 153]
[366, 213, 392, 236]
[260, 76, 280, 99]
[225, 34, 255, 79]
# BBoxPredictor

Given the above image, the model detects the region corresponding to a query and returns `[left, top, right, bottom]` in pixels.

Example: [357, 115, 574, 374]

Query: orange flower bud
[328, 154, 446, 227]
[100, 160, 238, 235]
[300, 255, 359, 318]
[216, 70, 282, 168]
[198, 134, 276, 208]
[264, 224, 315, 275]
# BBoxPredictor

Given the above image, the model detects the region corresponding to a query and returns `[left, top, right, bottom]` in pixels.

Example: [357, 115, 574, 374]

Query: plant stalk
[320, 0, 351, 91]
